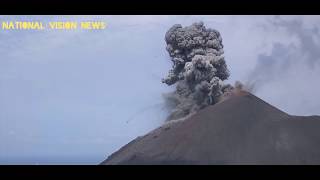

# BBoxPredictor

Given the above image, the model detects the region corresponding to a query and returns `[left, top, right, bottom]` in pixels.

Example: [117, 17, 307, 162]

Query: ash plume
[162, 22, 232, 121]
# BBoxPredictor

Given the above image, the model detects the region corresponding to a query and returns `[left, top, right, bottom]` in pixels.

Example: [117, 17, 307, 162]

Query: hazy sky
[0, 15, 320, 164]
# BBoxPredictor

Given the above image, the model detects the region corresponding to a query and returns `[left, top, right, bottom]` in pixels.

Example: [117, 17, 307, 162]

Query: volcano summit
[101, 91, 320, 165]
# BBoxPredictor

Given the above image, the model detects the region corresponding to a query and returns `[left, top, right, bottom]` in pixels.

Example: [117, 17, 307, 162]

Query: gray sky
[0, 15, 320, 164]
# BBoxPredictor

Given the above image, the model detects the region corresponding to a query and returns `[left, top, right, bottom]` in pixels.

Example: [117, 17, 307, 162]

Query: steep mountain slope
[101, 92, 320, 165]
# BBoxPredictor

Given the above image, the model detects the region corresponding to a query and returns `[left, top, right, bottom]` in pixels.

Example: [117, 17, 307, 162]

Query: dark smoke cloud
[162, 22, 232, 120]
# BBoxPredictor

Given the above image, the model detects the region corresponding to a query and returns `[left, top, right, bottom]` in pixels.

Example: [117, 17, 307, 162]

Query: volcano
[101, 91, 320, 165]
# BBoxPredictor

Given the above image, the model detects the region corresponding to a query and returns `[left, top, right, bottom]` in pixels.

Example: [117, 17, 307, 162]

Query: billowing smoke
[162, 22, 232, 121]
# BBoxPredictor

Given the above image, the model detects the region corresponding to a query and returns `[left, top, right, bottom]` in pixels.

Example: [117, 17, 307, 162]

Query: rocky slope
[101, 91, 320, 165]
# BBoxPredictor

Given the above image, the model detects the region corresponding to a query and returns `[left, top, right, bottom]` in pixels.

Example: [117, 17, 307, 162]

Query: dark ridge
[101, 92, 320, 165]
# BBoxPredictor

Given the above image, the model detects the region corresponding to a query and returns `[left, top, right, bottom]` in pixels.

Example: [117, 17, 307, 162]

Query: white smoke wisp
[162, 22, 233, 121]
